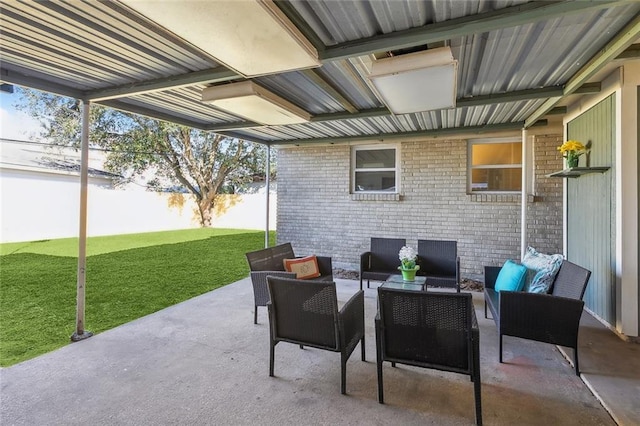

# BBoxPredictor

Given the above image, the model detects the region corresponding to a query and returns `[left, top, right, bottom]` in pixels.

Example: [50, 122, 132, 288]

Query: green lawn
[0, 228, 274, 367]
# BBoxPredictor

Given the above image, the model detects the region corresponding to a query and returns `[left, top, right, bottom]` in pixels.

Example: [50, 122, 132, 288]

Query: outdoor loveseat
[245, 243, 333, 324]
[484, 259, 591, 375]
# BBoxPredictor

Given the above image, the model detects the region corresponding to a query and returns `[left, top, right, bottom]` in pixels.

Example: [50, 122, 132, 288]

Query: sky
[0, 91, 40, 141]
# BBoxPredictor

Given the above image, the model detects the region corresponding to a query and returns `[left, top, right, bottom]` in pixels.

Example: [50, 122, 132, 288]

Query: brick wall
[277, 135, 564, 280]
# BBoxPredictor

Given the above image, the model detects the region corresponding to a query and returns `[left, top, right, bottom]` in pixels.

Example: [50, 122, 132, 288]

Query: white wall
[0, 168, 276, 243]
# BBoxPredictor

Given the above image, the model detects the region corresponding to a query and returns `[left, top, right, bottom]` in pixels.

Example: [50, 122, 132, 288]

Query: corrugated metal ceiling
[1, 0, 639, 145]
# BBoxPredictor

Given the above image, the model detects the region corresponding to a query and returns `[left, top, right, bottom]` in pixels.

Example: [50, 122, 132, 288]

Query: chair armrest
[251, 270, 296, 283]
[484, 266, 501, 290]
[360, 252, 372, 272]
[339, 290, 365, 353]
[499, 291, 585, 346]
[470, 304, 479, 331]
[250, 271, 296, 304]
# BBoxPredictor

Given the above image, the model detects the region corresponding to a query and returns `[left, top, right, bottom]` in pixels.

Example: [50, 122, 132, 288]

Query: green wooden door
[566, 94, 615, 324]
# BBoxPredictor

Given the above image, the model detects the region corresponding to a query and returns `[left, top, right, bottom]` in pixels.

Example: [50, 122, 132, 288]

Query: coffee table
[380, 274, 426, 291]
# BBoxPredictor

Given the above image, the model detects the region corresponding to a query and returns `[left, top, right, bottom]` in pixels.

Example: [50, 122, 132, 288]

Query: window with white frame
[468, 138, 522, 192]
[352, 145, 399, 193]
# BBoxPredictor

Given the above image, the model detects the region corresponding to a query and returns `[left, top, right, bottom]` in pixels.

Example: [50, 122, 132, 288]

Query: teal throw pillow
[521, 246, 563, 293]
[495, 260, 528, 293]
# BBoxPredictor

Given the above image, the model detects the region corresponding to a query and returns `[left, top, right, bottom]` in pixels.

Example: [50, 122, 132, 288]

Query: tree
[15, 87, 269, 226]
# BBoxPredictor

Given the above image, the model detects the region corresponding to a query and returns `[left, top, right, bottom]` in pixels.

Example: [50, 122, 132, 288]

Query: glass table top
[380, 274, 426, 291]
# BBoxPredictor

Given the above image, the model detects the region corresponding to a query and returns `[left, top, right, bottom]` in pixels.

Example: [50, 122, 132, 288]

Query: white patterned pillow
[521, 246, 563, 293]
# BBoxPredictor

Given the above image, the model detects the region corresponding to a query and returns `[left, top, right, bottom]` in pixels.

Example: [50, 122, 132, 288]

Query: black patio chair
[376, 288, 482, 425]
[360, 237, 406, 290]
[246, 243, 333, 324]
[266, 276, 366, 395]
[417, 239, 460, 292]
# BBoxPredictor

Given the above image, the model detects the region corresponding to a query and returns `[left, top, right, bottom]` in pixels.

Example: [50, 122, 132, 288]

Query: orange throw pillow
[283, 255, 321, 280]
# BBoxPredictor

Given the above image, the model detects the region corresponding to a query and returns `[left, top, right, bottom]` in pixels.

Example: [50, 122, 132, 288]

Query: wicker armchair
[417, 239, 460, 292]
[360, 237, 406, 290]
[246, 243, 333, 324]
[484, 260, 591, 375]
[266, 276, 366, 395]
[375, 288, 482, 425]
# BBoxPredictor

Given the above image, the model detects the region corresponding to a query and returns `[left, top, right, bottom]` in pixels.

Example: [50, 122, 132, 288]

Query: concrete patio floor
[1, 277, 638, 425]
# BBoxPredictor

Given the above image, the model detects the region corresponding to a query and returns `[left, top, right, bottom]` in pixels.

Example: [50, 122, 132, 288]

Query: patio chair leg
[254, 306, 258, 324]
[361, 336, 366, 361]
[299, 344, 304, 349]
[377, 359, 384, 403]
[367, 279, 370, 289]
[359, 277, 363, 291]
[574, 347, 580, 376]
[341, 355, 347, 395]
[473, 340, 482, 425]
[473, 372, 482, 426]
[484, 302, 487, 319]
[499, 334, 503, 363]
[269, 341, 275, 377]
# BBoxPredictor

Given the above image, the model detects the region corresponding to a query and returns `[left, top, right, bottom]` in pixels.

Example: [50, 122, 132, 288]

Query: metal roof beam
[274, 120, 547, 146]
[203, 121, 260, 131]
[548, 106, 568, 115]
[525, 13, 640, 128]
[0, 66, 84, 99]
[310, 107, 390, 122]
[205, 82, 599, 131]
[615, 43, 640, 59]
[85, 68, 241, 101]
[97, 99, 209, 129]
[272, 1, 327, 55]
[98, 100, 270, 144]
[321, 0, 632, 61]
[210, 131, 270, 145]
[457, 84, 600, 108]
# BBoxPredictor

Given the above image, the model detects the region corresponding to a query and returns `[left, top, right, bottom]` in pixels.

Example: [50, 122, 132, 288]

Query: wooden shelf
[547, 167, 610, 178]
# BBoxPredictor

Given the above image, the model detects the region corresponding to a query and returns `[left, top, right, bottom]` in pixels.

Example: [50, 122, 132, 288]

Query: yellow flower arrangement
[558, 140, 586, 168]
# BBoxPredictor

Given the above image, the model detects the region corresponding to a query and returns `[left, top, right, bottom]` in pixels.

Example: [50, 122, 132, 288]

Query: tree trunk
[197, 199, 214, 227]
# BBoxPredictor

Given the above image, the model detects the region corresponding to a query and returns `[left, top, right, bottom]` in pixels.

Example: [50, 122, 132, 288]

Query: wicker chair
[360, 237, 406, 290]
[375, 288, 482, 425]
[417, 239, 460, 292]
[266, 276, 366, 395]
[484, 260, 591, 375]
[245, 243, 333, 324]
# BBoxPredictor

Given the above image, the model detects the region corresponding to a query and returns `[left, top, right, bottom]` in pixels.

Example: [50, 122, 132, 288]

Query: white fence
[0, 168, 276, 243]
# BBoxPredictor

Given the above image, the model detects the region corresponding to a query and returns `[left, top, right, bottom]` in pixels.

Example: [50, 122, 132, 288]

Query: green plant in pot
[398, 246, 420, 281]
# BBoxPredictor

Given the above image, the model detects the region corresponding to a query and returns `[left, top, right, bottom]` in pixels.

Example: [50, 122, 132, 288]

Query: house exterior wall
[277, 133, 563, 280]
[526, 134, 565, 254]
[564, 63, 640, 338]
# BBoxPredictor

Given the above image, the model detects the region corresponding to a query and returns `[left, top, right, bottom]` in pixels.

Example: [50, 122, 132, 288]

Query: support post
[264, 144, 271, 248]
[71, 100, 93, 342]
[520, 127, 528, 260]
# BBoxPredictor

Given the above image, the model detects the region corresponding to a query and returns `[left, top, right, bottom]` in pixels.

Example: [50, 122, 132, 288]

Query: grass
[0, 228, 275, 367]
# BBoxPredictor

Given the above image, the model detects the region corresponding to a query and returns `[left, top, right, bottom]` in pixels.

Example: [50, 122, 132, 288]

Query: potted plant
[398, 246, 420, 281]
